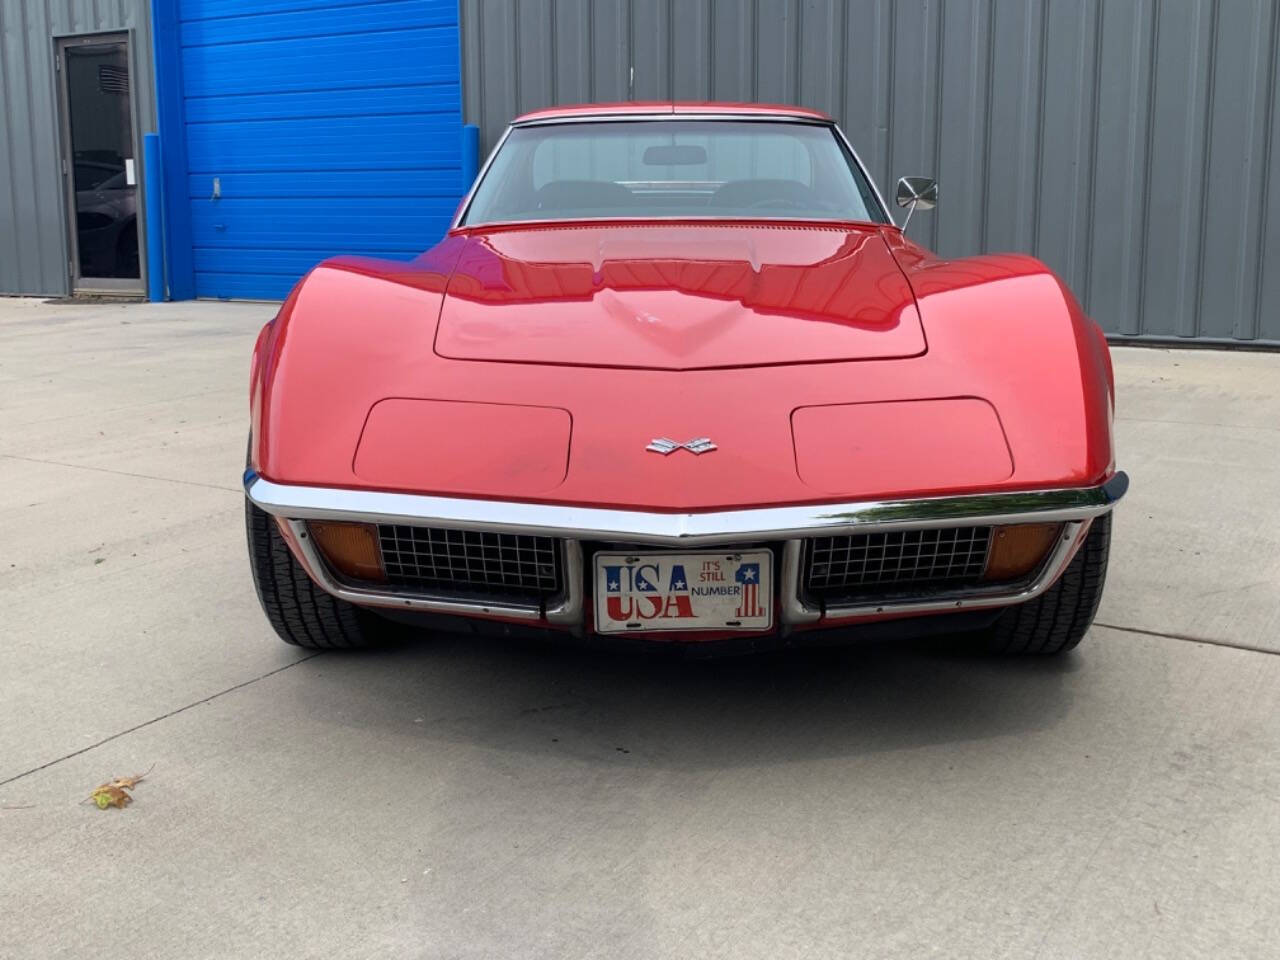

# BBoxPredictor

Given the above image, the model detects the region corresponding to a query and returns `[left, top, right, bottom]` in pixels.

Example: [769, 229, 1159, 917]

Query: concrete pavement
[1, 297, 1278, 959]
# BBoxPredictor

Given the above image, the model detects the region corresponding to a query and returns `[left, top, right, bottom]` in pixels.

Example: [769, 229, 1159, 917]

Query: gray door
[56, 34, 142, 294]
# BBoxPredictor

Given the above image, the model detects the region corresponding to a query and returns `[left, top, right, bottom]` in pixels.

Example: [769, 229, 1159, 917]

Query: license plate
[593, 551, 773, 634]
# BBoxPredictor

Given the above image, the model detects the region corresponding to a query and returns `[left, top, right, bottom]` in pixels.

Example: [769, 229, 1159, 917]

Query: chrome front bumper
[244, 470, 1129, 631]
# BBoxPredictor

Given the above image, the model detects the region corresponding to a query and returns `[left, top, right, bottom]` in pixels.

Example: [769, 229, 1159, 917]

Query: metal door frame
[53, 30, 146, 296]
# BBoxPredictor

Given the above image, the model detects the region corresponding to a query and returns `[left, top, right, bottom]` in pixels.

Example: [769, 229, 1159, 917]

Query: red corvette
[244, 103, 1126, 654]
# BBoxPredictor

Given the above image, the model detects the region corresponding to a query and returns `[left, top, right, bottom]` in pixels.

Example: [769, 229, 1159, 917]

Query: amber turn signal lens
[983, 523, 1062, 582]
[308, 521, 385, 582]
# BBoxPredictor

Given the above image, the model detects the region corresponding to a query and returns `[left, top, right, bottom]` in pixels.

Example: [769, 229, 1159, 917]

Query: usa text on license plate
[593, 551, 772, 634]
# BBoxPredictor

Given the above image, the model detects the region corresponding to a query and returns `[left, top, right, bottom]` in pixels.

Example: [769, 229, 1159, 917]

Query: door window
[64, 42, 139, 282]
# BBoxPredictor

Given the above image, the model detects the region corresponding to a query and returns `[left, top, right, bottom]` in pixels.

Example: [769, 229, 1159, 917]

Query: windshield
[461, 119, 884, 226]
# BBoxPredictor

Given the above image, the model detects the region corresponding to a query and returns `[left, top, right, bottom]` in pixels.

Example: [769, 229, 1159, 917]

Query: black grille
[377, 525, 562, 603]
[805, 526, 992, 601]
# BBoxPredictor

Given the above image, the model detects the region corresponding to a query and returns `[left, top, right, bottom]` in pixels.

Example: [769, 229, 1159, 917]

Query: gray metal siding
[460, 0, 1280, 344]
[0, 0, 155, 297]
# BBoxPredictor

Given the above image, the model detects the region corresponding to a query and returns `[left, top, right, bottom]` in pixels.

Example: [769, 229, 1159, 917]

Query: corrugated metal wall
[460, 0, 1280, 345]
[0, 0, 155, 297]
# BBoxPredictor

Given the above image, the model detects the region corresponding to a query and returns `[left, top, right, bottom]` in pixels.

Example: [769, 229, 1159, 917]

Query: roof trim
[511, 101, 832, 124]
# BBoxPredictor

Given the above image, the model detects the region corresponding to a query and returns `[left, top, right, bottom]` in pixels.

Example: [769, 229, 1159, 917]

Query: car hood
[432, 223, 925, 369]
[259, 251, 1115, 509]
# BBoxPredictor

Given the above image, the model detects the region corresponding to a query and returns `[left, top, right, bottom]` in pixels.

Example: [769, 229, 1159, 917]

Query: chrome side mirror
[895, 176, 938, 230]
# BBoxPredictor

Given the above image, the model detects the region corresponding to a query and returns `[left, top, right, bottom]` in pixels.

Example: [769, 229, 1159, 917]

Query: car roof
[511, 102, 832, 124]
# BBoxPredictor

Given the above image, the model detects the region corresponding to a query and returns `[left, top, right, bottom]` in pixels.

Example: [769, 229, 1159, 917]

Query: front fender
[883, 231, 1116, 485]
[249, 242, 464, 483]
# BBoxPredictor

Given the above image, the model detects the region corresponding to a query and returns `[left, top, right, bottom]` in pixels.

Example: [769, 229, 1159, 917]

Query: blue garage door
[176, 0, 464, 299]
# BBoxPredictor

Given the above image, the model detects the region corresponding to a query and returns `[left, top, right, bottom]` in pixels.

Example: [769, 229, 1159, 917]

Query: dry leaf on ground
[106, 772, 146, 790]
[90, 785, 132, 809]
[85, 764, 154, 811]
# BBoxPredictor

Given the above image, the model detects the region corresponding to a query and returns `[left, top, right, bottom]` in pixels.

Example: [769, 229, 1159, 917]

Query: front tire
[245, 498, 385, 648]
[977, 512, 1112, 655]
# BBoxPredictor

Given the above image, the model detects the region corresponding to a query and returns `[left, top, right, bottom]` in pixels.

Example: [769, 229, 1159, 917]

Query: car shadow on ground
[285, 630, 1084, 771]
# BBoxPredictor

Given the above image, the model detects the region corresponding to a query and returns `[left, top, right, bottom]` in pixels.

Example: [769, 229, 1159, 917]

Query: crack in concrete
[16, 387, 242, 427]
[0, 653, 322, 789]
[1, 620, 1268, 790]
[1096, 621, 1278, 656]
[0, 453, 240, 493]
[1115, 414, 1280, 433]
